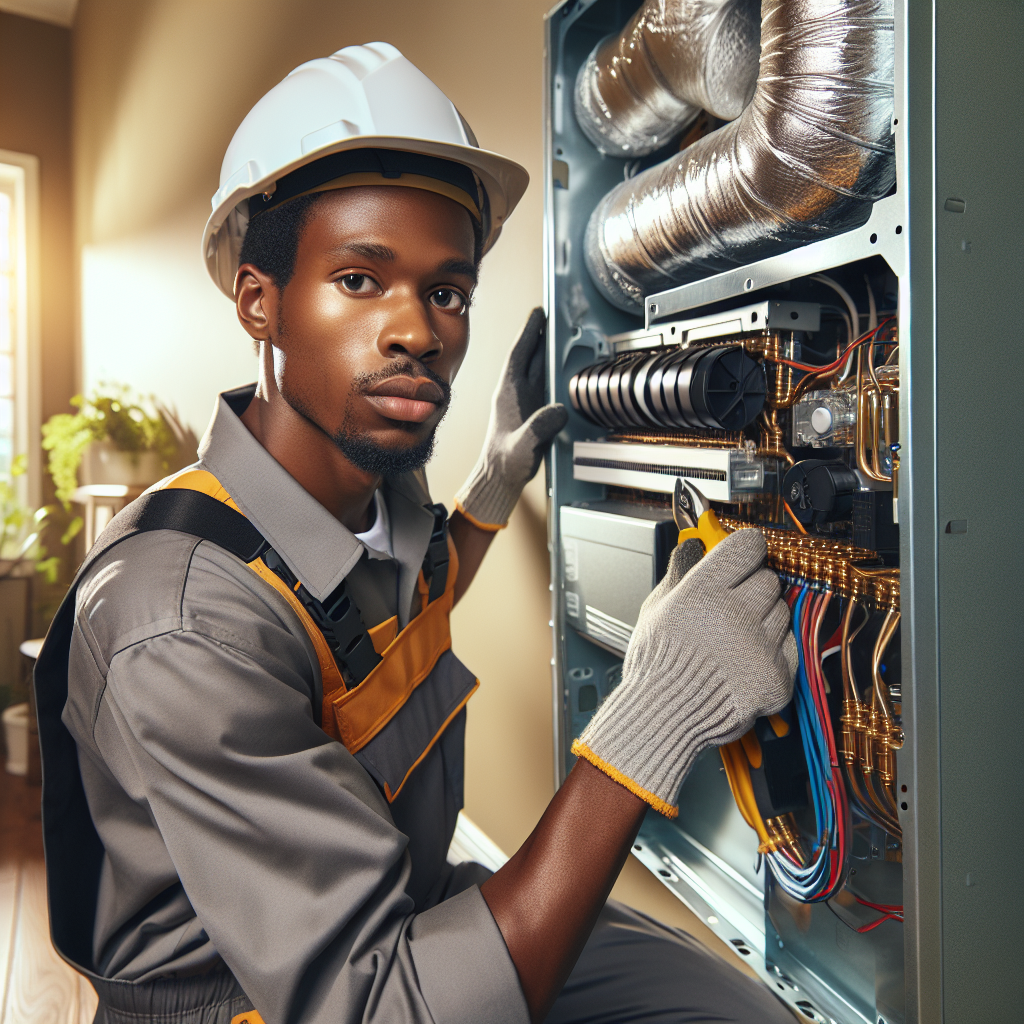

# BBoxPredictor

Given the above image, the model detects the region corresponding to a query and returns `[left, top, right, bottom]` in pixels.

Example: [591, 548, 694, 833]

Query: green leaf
[61, 516, 83, 546]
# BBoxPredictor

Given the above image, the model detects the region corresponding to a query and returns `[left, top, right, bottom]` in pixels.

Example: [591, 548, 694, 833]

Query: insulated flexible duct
[584, 0, 896, 311]
[573, 0, 760, 157]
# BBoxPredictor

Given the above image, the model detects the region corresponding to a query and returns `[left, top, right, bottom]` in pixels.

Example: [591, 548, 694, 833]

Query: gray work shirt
[63, 386, 528, 1024]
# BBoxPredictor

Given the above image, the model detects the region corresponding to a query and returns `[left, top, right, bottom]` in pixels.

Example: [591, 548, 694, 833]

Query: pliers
[672, 477, 731, 554]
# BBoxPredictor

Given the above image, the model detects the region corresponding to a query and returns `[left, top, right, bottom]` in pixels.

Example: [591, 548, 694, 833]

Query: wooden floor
[0, 775, 96, 1024]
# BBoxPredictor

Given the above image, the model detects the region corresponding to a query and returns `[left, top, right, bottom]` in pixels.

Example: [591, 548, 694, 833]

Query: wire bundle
[763, 585, 850, 902]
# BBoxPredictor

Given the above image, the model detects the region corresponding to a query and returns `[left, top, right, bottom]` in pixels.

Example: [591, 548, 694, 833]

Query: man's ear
[235, 264, 279, 345]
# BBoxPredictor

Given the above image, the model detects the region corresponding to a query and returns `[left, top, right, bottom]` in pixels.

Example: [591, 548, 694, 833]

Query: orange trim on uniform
[155, 470, 348, 703]
[383, 679, 480, 803]
[158, 468, 244, 513]
[156, 472, 471, 760]
[453, 500, 506, 533]
[328, 535, 459, 754]
[368, 615, 398, 655]
[570, 739, 679, 819]
[230, 1011, 266, 1024]
[246, 557, 347, 701]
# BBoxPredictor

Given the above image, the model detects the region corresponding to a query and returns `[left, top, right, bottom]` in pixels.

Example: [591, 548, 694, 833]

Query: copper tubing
[860, 606, 902, 826]
[839, 601, 898, 833]
[856, 346, 892, 482]
[839, 600, 867, 768]
[869, 388, 883, 478]
[871, 608, 901, 728]
[758, 408, 795, 466]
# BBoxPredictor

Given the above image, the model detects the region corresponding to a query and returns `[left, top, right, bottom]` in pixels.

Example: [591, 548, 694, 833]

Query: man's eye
[429, 289, 466, 313]
[339, 274, 378, 294]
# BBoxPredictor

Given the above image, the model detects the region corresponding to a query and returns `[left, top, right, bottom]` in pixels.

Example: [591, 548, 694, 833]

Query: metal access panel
[543, 2, 1022, 1022]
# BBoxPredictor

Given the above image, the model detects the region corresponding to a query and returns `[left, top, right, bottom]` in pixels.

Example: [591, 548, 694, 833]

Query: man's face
[244, 185, 477, 472]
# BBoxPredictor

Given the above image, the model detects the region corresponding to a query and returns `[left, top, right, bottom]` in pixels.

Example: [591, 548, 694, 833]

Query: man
[36, 43, 797, 1024]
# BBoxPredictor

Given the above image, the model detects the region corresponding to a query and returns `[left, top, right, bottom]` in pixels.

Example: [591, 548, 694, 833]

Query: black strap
[100, 487, 268, 562]
[422, 503, 450, 604]
[34, 486, 450, 974]
[262, 549, 382, 686]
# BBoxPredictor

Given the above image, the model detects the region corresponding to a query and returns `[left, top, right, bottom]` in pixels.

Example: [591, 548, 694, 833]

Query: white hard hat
[203, 42, 530, 298]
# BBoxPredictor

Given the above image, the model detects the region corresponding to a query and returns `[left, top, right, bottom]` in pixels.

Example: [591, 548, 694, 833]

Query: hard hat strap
[248, 147, 483, 222]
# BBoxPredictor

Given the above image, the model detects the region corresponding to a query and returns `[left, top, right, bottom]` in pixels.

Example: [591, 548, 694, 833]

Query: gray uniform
[62, 386, 794, 1024]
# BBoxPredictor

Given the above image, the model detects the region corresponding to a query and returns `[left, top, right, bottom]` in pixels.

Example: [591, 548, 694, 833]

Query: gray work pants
[549, 899, 796, 1024]
[92, 878, 796, 1024]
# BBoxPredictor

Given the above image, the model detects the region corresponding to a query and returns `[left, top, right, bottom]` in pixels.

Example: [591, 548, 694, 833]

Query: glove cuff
[454, 459, 522, 530]
[571, 739, 679, 818]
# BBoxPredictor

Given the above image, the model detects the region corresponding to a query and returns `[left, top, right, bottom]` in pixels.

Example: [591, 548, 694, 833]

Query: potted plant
[0, 455, 75, 755]
[42, 384, 182, 505]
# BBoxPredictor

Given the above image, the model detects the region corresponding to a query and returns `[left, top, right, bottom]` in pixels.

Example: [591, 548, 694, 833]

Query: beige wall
[71, 0, 739, 952]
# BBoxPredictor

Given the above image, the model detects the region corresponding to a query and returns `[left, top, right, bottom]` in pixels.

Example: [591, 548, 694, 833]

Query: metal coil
[573, 0, 760, 158]
[569, 346, 765, 431]
[584, 0, 897, 311]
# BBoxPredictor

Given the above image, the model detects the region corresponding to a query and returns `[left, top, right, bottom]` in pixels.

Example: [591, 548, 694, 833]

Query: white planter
[3, 702, 28, 776]
[80, 441, 163, 489]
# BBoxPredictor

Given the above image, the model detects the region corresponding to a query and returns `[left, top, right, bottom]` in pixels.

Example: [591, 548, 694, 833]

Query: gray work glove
[572, 529, 797, 817]
[455, 308, 568, 529]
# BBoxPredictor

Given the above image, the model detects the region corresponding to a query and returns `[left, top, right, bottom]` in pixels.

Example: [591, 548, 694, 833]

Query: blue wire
[767, 584, 841, 902]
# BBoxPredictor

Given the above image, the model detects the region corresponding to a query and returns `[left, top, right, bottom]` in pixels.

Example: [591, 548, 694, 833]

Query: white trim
[446, 812, 508, 872]
[0, 150, 42, 510]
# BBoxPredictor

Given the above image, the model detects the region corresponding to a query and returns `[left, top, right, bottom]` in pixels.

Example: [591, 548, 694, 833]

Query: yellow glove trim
[454, 499, 507, 533]
[571, 739, 678, 819]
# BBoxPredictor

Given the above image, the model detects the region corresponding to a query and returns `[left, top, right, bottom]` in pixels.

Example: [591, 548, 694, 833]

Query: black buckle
[262, 548, 381, 687]
[421, 503, 450, 604]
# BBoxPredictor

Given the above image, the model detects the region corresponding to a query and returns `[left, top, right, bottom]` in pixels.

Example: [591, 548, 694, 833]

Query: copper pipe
[856, 346, 890, 482]
[869, 388, 883, 477]
[871, 609, 901, 727]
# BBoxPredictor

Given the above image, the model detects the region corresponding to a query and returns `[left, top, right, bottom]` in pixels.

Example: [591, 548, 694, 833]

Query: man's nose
[376, 290, 442, 363]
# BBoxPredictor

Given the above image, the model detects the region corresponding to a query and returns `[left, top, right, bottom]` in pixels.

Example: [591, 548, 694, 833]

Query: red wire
[776, 317, 896, 374]
[857, 912, 903, 933]
[855, 896, 904, 913]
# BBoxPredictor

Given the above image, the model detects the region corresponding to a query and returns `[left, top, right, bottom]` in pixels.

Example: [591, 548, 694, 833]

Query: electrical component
[792, 388, 857, 447]
[572, 440, 774, 503]
[569, 345, 766, 432]
[560, 504, 677, 654]
[783, 460, 860, 528]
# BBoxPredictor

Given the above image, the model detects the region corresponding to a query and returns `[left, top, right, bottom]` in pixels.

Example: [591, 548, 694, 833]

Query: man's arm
[480, 758, 645, 1022]
[482, 530, 799, 1023]
[71, 534, 530, 1024]
[448, 509, 497, 604]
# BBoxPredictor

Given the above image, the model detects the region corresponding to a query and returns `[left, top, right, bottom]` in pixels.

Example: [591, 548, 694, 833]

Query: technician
[36, 44, 798, 1024]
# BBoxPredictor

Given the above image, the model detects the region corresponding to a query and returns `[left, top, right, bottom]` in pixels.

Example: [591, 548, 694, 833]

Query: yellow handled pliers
[672, 477, 730, 553]
[673, 478, 774, 841]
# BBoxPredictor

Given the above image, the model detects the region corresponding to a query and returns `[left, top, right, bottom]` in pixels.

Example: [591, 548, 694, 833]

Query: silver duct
[573, 0, 761, 157]
[584, 0, 896, 312]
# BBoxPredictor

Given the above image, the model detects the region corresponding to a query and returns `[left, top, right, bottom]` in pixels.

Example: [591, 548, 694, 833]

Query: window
[0, 152, 40, 507]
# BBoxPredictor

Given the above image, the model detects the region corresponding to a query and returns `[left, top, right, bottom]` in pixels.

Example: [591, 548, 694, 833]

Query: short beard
[282, 357, 450, 478]
[333, 410, 440, 476]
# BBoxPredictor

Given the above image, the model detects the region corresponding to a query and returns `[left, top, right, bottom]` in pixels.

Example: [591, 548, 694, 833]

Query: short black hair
[237, 191, 483, 289]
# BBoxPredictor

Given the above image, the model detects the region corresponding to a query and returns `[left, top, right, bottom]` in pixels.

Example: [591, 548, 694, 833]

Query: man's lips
[363, 376, 446, 424]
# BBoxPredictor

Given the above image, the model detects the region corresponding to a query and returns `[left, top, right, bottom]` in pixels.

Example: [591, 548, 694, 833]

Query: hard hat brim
[203, 135, 529, 299]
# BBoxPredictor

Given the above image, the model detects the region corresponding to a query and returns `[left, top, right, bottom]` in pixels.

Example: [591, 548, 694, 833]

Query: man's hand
[455, 308, 568, 530]
[574, 528, 797, 815]
[481, 528, 796, 1022]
